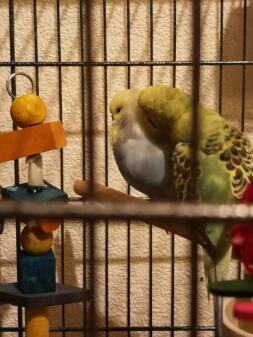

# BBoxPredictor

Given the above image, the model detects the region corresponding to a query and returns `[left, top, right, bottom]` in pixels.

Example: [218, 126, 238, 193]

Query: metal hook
[6, 72, 35, 99]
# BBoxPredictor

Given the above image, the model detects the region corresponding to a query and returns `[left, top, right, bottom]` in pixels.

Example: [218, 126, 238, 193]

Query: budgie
[109, 86, 253, 284]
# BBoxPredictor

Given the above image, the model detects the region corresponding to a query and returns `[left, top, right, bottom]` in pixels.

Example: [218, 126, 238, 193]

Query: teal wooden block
[2, 181, 68, 201]
[17, 249, 56, 294]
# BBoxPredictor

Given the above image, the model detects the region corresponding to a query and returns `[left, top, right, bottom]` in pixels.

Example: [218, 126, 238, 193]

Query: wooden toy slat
[0, 121, 66, 163]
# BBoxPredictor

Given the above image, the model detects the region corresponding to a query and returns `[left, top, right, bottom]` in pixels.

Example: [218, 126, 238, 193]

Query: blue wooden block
[17, 249, 56, 294]
[2, 181, 68, 202]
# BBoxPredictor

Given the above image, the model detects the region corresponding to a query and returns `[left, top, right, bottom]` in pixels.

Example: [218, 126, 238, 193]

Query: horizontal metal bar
[68, 197, 82, 202]
[0, 60, 253, 67]
[0, 200, 253, 222]
[0, 325, 215, 332]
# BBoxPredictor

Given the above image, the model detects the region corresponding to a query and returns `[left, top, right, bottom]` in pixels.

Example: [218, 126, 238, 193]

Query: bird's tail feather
[203, 244, 232, 283]
[203, 221, 232, 284]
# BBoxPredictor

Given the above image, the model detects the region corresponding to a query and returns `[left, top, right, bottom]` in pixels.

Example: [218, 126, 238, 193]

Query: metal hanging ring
[6, 72, 35, 99]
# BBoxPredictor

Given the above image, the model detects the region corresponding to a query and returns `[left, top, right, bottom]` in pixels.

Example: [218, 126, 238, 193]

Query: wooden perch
[73, 180, 216, 256]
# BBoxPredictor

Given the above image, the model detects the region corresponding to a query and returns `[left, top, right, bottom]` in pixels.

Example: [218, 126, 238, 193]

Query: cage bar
[0, 200, 252, 222]
[78, 0, 88, 334]
[84, 0, 96, 336]
[102, 1, 110, 336]
[191, 0, 201, 335]
[8, 1, 23, 336]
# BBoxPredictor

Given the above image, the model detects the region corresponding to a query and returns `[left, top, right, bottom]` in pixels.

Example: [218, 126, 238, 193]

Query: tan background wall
[0, 0, 251, 336]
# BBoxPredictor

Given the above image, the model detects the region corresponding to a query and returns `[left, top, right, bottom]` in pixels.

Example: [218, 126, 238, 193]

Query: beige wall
[0, 0, 251, 336]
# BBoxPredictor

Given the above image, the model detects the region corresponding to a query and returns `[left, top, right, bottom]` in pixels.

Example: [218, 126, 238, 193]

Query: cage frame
[0, 0, 251, 336]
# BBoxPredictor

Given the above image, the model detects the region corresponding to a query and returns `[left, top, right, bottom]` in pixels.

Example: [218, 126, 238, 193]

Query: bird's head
[109, 88, 141, 144]
[109, 87, 170, 147]
[109, 86, 192, 148]
[110, 88, 140, 122]
[137, 86, 192, 147]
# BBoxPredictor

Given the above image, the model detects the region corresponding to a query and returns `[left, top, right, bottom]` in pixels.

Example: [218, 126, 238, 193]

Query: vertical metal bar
[191, 1, 201, 336]
[33, 0, 39, 93]
[218, 0, 224, 115]
[217, 1, 226, 333]
[127, 0, 131, 89]
[127, 211, 131, 337]
[79, 1, 87, 335]
[237, 0, 248, 281]
[102, 1, 109, 337]
[85, 2, 95, 193]
[149, 2, 153, 337]
[172, 0, 177, 87]
[8, 1, 23, 336]
[126, 1, 131, 336]
[56, 1, 65, 335]
[149, 0, 153, 85]
[171, 1, 177, 336]
[8, 0, 19, 199]
[241, 0, 247, 133]
[85, 0, 96, 336]
[56, 0, 64, 189]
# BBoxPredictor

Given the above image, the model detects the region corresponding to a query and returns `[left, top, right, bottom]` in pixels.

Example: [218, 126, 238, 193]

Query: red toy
[234, 302, 253, 321]
[231, 181, 253, 322]
[231, 181, 253, 275]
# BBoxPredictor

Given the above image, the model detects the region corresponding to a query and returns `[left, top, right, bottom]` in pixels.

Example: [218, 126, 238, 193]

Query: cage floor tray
[0, 283, 91, 307]
[209, 279, 253, 297]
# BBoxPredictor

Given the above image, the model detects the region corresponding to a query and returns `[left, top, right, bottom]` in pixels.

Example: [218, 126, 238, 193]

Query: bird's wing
[172, 140, 232, 282]
[172, 124, 253, 202]
[200, 124, 253, 200]
[171, 125, 253, 282]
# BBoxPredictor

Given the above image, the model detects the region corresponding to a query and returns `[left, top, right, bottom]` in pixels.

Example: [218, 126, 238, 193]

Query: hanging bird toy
[0, 73, 90, 337]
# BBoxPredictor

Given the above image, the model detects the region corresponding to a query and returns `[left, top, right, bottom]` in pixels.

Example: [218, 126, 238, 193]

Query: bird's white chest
[113, 123, 168, 197]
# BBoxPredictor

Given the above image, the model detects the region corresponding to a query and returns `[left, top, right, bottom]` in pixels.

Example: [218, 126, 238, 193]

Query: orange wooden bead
[20, 226, 53, 255]
[10, 93, 47, 128]
[39, 219, 61, 233]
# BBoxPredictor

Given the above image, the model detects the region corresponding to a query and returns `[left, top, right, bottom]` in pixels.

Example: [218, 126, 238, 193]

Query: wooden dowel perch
[73, 180, 215, 254]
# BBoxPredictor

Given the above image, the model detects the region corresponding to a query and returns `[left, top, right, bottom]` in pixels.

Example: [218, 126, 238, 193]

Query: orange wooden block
[0, 121, 66, 163]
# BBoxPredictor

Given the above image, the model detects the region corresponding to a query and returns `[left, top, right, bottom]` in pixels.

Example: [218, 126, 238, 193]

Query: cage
[0, 0, 252, 337]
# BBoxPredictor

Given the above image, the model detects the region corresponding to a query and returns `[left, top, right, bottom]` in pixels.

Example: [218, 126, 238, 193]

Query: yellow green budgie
[109, 86, 253, 284]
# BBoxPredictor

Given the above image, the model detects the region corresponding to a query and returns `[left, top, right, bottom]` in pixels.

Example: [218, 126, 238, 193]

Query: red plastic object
[231, 224, 253, 274]
[234, 302, 253, 321]
[231, 182, 253, 275]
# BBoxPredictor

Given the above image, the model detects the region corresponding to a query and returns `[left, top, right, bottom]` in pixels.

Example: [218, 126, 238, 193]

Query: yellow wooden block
[0, 121, 66, 163]
[25, 307, 49, 337]
[21, 226, 53, 255]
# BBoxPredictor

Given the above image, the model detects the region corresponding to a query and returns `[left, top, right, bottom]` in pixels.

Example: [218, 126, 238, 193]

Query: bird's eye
[147, 117, 158, 130]
[116, 107, 122, 114]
